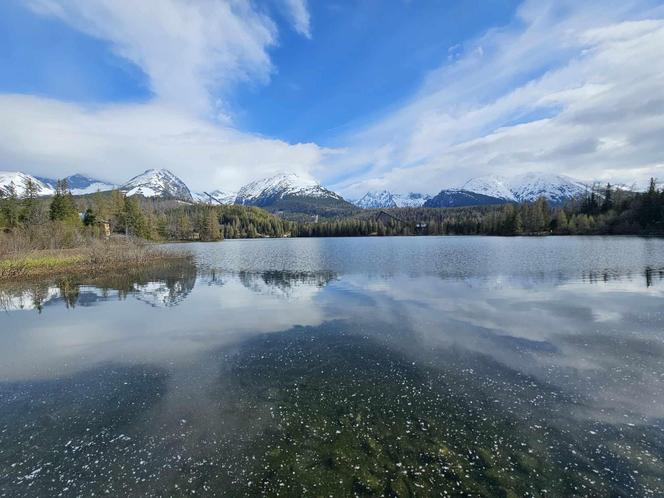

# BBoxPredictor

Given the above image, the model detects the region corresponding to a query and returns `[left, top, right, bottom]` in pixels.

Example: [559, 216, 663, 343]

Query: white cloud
[0, 94, 329, 191]
[281, 0, 311, 38]
[27, 0, 278, 115]
[332, 0, 664, 197]
[1, 0, 324, 190]
[4, 0, 663, 196]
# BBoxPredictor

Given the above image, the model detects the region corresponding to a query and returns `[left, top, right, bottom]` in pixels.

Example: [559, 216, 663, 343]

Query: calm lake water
[1, 236, 664, 496]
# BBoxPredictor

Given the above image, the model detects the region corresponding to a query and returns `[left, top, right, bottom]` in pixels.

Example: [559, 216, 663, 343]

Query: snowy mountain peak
[121, 169, 193, 202]
[354, 190, 397, 209]
[508, 172, 587, 203]
[461, 172, 587, 204]
[461, 176, 516, 201]
[0, 171, 54, 197]
[235, 172, 343, 206]
[353, 191, 431, 209]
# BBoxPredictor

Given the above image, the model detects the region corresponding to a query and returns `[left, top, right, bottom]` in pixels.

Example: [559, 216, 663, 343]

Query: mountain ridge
[1, 168, 604, 212]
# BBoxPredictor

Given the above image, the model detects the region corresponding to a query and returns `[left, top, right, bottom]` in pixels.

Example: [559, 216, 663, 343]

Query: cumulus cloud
[0, 94, 329, 191]
[334, 0, 664, 197]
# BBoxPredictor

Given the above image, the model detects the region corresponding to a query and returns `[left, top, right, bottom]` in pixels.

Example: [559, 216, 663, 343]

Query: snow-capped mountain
[235, 172, 344, 207]
[461, 173, 587, 204]
[354, 190, 397, 209]
[37, 173, 116, 195]
[353, 191, 432, 209]
[0, 171, 54, 197]
[508, 173, 587, 204]
[192, 190, 237, 205]
[121, 169, 193, 202]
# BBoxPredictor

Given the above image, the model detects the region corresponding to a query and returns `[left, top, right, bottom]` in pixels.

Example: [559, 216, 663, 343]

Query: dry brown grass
[0, 228, 189, 281]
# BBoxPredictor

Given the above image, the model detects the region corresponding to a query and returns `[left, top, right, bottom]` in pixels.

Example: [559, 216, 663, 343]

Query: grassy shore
[0, 237, 190, 282]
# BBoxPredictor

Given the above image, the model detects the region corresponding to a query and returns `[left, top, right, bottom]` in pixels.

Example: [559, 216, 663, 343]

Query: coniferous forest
[1, 179, 664, 248]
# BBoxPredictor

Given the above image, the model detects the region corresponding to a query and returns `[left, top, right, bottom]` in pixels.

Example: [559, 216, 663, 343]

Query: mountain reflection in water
[1, 237, 664, 496]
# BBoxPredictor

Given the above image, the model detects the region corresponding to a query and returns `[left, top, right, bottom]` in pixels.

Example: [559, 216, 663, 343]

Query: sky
[0, 0, 662, 197]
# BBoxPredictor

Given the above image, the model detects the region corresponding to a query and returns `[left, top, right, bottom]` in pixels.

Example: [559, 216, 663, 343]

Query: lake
[1, 236, 664, 496]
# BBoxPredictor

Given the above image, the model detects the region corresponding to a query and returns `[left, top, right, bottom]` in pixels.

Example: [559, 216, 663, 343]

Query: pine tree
[20, 177, 42, 225]
[49, 179, 79, 224]
[124, 196, 149, 238]
[0, 184, 20, 228]
[83, 208, 96, 226]
[601, 183, 613, 212]
[638, 178, 660, 228]
[199, 208, 222, 241]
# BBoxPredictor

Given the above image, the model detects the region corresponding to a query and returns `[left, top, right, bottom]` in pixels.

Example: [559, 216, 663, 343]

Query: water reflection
[1, 238, 664, 496]
[0, 263, 198, 312]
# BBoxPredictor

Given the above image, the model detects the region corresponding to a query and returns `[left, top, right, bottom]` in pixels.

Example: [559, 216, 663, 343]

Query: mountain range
[1, 168, 593, 214]
[354, 191, 431, 209]
[358, 173, 589, 209]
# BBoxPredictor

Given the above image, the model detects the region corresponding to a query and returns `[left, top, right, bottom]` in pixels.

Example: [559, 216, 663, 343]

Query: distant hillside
[36, 174, 116, 195]
[424, 189, 509, 208]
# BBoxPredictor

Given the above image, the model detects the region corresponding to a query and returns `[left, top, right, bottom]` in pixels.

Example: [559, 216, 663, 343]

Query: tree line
[0, 179, 296, 245]
[295, 180, 664, 237]
[2, 178, 663, 247]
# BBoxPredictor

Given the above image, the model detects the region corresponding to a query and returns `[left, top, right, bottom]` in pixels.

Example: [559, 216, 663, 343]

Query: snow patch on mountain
[62, 174, 116, 195]
[235, 173, 343, 206]
[393, 192, 431, 208]
[69, 181, 117, 195]
[121, 169, 193, 201]
[0, 171, 54, 197]
[192, 190, 237, 205]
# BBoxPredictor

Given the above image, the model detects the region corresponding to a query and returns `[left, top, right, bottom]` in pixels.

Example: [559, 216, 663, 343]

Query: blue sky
[0, 0, 662, 195]
[0, 0, 519, 143]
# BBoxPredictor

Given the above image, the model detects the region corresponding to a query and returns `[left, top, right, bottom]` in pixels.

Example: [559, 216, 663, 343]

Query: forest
[1, 179, 663, 248]
[297, 181, 664, 237]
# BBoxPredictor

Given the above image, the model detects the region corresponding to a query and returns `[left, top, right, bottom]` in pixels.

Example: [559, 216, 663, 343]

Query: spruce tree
[49, 179, 79, 224]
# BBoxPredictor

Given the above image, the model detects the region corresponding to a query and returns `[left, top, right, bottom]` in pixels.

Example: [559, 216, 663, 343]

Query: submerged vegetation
[2, 318, 660, 496]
